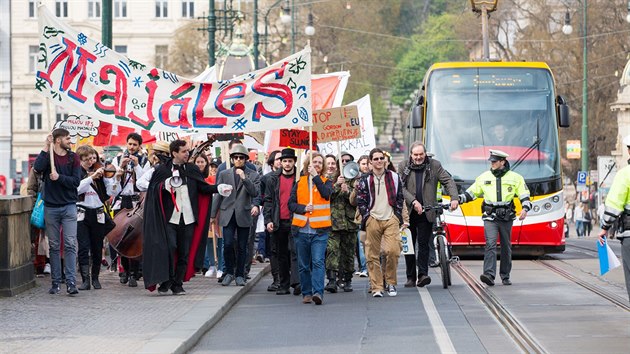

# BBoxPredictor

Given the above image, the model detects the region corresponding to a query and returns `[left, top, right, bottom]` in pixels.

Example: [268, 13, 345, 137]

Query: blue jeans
[45, 204, 78, 286]
[357, 231, 367, 272]
[203, 237, 224, 270]
[294, 231, 329, 297]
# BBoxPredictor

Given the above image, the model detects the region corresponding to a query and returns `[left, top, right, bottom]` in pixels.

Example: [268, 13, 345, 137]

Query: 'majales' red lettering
[37, 37, 97, 103]
[193, 83, 227, 128]
[158, 82, 196, 129]
[128, 68, 159, 130]
[93, 65, 128, 118]
[251, 63, 293, 122]
[215, 83, 246, 117]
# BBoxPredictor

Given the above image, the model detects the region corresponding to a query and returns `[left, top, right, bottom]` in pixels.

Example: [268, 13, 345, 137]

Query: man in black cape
[142, 140, 231, 293]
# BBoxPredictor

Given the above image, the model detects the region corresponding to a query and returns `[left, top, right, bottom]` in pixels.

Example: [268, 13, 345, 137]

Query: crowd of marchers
[25, 127, 545, 304]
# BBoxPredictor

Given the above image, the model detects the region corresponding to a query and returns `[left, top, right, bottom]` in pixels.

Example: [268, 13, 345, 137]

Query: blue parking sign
[577, 171, 587, 184]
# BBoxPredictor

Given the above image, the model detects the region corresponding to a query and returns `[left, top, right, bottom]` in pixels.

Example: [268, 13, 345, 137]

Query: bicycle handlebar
[422, 204, 450, 213]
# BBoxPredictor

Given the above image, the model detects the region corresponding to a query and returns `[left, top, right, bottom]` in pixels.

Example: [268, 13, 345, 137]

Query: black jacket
[263, 169, 297, 231]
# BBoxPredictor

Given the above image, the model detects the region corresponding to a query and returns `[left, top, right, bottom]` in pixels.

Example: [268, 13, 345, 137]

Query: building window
[56, 107, 69, 122]
[156, 0, 168, 18]
[55, 0, 68, 17]
[182, 0, 194, 18]
[29, 46, 39, 73]
[114, 0, 127, 18]
[88, 0, 101, 18]
[29, 0, 37, 18]
[114, 45, 128, 56]
[155, 45, 168, 68]
[30, 104, 43, 130]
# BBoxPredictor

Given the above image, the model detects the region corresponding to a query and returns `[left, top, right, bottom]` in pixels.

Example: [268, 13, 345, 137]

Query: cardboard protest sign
[318, 95, 376, 158]
[36, 5, 312, 134]
[312, 105, 360, 143]
[279, 129, 317, 150]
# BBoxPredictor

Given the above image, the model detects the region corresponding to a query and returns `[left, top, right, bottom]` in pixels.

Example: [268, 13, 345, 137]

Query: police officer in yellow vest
[459, 150, 531, 286]
[598, 135, 630, 301]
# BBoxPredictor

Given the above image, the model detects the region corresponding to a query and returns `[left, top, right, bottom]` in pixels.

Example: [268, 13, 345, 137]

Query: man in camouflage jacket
[325, 154, 359, 293]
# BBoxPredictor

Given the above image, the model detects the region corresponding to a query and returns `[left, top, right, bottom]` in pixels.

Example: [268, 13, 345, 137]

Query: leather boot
[91, 266, 102, 289]
[119, 271, 129, 284]
[343, 273, 353, 292]
[78, 265, 91, 291]
[325, 270, 338, 293]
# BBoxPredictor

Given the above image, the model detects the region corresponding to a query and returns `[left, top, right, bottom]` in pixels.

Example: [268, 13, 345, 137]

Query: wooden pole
[50, 142, 56, 174]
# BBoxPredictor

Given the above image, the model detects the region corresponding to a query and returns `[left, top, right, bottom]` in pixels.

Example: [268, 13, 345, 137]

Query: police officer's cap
[488, 149, 509, 162]
[623, 135, 630, 147]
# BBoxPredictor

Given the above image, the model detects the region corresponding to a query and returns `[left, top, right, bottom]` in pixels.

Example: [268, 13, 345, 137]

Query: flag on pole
[597, 239, 621, 275]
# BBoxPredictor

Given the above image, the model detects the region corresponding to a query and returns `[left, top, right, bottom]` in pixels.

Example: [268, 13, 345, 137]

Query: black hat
[488, 149, 509, 162]
[210, 158, 221, 166]
[279, 148, 297, 161]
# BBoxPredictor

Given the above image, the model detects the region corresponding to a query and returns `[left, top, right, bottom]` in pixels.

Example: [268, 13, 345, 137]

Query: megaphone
[170, 169, 183, 188]
[342, 161, 360, 179]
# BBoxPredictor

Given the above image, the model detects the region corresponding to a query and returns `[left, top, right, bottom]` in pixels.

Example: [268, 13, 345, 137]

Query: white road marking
[416, 286, 457, 353]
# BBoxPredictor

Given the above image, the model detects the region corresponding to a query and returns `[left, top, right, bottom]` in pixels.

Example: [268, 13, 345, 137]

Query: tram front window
[424, 68, 561, 183]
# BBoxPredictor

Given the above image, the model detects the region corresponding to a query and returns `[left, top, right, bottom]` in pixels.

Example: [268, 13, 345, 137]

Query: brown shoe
[404, 278, 416, 288]
[312, 293, 323, 305]
[416, 275, 431, 287]
[302, 295, 312, 304]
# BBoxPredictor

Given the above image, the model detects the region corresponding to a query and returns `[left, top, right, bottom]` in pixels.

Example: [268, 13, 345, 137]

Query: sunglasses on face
[342, 159, 351, 163]
[233, 155, 247, 161]
[372, 156, 385, 161]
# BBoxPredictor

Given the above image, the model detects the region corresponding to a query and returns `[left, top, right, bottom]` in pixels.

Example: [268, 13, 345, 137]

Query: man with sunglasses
[356, 148, 405, 298]
[211, 144, 261, 286]
[459, 150, 530, 286]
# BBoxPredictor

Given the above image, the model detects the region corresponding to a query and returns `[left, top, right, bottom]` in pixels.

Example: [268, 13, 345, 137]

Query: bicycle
[423, 204, 459, 289]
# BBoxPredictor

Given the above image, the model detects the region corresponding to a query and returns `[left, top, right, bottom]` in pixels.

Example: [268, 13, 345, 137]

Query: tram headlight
[550, 221, 558, 228]
[533, 205, 541, 213]
[552, 195, 560, 203]
[543, 202, 552, 211]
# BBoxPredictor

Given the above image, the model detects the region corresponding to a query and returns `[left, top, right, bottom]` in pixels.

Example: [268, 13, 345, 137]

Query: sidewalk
[0, 262, 270, 354]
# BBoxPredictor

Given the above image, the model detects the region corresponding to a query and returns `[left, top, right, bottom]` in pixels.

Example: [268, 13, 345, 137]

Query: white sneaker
[354, 271, 361, 275]
[43, 263, 51, 274]
[359, 271, 368, 278]
[387, 285, 397, 297]
[204, 266, 216, 278]
[216, 270, 223, 279]
[372, 290, 383, 298]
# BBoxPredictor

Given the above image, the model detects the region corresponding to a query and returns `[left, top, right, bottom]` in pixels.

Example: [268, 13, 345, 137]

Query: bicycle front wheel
[438, 236, 450, 289]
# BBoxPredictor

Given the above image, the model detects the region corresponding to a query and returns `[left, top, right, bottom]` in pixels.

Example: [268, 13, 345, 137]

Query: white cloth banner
[317, 94, 376, 159]
[36, 5, 312, 134]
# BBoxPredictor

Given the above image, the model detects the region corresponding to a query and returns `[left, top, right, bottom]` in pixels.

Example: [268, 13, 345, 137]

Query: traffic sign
[577, 170, 587, 192]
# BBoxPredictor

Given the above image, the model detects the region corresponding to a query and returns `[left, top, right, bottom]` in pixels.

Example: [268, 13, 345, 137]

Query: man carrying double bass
[111, 132, 151, 287]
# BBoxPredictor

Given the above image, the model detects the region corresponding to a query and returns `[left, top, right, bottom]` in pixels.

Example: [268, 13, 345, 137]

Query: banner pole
[309, 126, 313, 206]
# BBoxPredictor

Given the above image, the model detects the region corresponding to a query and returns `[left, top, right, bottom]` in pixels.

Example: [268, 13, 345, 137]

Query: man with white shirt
[111, 133, 151, 287]
[143, 140, 232, 295]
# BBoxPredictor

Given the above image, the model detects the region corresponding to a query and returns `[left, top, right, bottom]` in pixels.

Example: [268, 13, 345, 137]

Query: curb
[137, 264, 271, 354]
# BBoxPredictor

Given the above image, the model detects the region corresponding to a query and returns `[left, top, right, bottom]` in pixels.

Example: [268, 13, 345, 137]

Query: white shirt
[112, 154, 151, 196]
[77, 176, 118, 209]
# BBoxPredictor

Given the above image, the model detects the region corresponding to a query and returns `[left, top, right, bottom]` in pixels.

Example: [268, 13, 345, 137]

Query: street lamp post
[563, 1, 589, 172]
[263, 0, 291, 63]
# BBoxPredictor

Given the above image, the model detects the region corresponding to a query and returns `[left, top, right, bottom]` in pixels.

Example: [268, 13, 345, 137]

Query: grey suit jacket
[211, 167, 260, 228]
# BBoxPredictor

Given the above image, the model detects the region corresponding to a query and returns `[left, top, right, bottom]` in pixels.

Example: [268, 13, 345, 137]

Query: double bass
[104, 152, 147, 259]
[105, 197, 144, 259]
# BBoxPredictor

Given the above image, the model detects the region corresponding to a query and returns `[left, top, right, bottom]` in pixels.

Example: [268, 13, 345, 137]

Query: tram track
[534, 259, 630, 312]
[453, 263, 548, 354]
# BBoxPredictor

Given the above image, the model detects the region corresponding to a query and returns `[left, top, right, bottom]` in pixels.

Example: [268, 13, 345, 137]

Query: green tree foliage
[389, 13, 468, 106]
